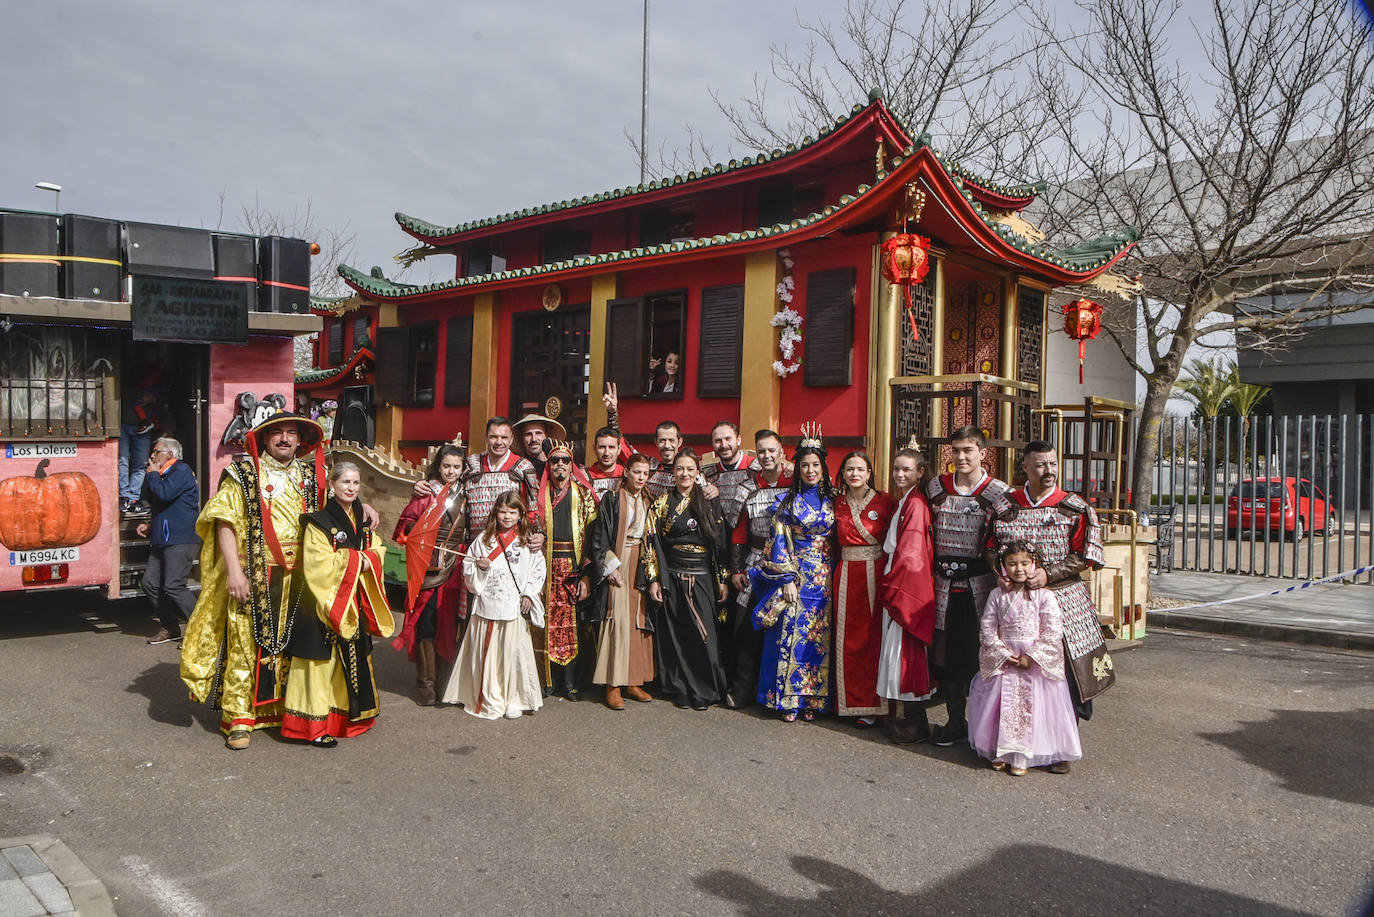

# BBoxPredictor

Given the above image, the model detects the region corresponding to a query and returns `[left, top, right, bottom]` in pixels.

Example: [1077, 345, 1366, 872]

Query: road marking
[121, 856, 210, 917]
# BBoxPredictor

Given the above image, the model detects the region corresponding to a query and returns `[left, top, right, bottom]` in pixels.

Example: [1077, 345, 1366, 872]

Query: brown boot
[902, 702, 932, 744]
[416, 640, 437, 706]
[605, 686, 626, 711]
[624, 685, 652, 703]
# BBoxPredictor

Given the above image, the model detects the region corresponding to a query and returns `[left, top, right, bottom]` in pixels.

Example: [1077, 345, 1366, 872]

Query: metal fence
[1151, 413, 1374, 583]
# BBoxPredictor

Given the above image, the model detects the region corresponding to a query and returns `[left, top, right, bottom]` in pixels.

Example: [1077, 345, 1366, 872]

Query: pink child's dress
[967, 584, 1083, 770]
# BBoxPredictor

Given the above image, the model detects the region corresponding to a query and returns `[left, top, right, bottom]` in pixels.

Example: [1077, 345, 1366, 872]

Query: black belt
[935, 555, 990, 579]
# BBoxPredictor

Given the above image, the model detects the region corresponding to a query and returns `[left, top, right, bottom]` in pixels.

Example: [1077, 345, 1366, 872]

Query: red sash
[482, 450, 519, 474]
[486, 526, 520, 560]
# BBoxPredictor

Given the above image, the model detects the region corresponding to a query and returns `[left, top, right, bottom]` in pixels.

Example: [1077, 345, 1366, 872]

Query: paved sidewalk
[1148, 568, 1374, 650]
[0, 837, 115, 917]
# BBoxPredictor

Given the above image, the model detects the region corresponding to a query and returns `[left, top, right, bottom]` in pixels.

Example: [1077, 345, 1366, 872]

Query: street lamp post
[35, 181, 61, 212]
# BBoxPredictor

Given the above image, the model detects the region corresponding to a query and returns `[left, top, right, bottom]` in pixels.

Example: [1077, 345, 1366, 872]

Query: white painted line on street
[121, 856, 209, 917]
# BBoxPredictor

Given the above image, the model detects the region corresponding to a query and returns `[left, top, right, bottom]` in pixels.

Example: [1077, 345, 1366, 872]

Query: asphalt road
[1, 597, 1372, 917]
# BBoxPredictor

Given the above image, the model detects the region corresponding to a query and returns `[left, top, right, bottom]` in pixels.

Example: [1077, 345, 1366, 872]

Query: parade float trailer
[0, 209, 318, 598]
[311, 93, 1150, 638]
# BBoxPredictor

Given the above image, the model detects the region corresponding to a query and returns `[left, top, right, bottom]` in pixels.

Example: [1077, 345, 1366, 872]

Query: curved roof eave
[344, 147, 1135, 304]
[395, 100, 913, 246]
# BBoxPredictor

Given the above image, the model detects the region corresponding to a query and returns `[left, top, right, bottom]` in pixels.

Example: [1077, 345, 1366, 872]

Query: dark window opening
[327, 320, 344, 365]
[465, 242, 506, 277]
[411, 322, 438, 407]
[639, 207, 696, 247]
[542, 227, 593, 265]
[351, 315, 371, 351]
[602, 290, 687, 400]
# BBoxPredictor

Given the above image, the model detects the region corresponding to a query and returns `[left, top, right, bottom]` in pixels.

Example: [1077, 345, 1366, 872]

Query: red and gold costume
[531, 444, 598, 696]
[833, 488, 896, 716]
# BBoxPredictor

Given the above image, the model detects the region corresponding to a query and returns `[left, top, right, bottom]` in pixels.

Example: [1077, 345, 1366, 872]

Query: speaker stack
[0, 211, 60, 298]
[124, 222, 215, 279]
[259, 236, 311, 313]
[60, 215, 122, 301]
[212, 234, 259, 312]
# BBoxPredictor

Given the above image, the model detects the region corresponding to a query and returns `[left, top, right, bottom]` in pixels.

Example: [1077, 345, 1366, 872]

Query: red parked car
[1226, 477, 1334, 541]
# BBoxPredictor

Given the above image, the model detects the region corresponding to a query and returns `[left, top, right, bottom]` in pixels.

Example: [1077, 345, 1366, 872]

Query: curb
[1148, 611, 1374, 652]
[0, 834, 117, 917]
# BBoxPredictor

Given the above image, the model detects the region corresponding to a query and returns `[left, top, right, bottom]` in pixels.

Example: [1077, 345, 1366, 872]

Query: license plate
[9, 547, 80, 565]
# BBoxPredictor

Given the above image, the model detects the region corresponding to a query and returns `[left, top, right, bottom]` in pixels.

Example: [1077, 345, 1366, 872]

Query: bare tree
[1024, 0, 1374, 512]
[232, 193, 358, 298]
[634, 0, 1050, 179]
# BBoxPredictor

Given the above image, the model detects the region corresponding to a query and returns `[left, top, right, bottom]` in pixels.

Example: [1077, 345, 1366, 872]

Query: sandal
[309, 736, 338, 748]
[780, 711, 798, 723]
[800, 709, 816, 722]
[225, 729, 251, 751]
[991, 761, 1008, 772]
[1009, 765, 1027, 777]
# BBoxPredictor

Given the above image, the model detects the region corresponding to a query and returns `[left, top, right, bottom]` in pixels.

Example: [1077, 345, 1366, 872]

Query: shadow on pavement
[126, 660, 204, 729]
[1200, 708, 1374, 808]
[697, 848, 1315, 916]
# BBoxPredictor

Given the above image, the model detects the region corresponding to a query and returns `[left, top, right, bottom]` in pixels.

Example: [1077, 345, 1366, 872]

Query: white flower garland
[771, 249, 802, 377]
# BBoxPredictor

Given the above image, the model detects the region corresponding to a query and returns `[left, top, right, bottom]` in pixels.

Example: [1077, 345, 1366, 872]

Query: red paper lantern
[1063, 298, 1104, 383]
[881, 232, 931, 342]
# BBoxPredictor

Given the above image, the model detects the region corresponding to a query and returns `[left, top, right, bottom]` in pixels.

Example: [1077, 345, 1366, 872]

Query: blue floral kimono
[749, 485, 835, 712]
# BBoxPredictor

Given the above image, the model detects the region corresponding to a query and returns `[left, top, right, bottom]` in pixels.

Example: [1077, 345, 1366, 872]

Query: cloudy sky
[3, 0, 871, 287]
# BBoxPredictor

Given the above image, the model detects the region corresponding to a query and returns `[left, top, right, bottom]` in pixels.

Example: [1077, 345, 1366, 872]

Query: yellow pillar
[373, 302, 403, 455]
[1000, 274, 1019, 468]
[929, 253, 946, 440]
[585, 272, 619, 457]
[468, 292, 499, 450]
[868, 234, 899, 478]
[741, 251, 782, 439]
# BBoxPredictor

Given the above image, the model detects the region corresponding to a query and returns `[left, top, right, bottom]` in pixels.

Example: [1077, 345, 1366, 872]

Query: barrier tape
[1158, 564, 1374, 613]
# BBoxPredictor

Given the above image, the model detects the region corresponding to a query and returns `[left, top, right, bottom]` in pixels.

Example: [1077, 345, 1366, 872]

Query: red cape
[877, 488, 936, 646]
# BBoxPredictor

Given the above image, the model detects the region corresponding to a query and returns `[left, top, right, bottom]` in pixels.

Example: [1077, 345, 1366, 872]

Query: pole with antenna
[640, 0, 649, 186]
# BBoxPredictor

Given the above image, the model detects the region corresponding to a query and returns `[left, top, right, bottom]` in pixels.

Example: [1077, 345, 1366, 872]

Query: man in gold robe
[180, 410, 377, 750]
[531, 439, 597, 700]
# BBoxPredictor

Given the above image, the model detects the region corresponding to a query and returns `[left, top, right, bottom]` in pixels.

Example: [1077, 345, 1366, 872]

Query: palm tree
[1174, 358, 1236, 419]
[1174, 358, 1237, 493]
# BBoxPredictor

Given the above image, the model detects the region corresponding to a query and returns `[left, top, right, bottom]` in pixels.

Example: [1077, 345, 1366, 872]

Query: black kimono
[641, 489, 729, 708]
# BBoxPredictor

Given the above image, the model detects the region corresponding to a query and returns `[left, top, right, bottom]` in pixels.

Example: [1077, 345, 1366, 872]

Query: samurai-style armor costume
[927, 471, 1010, 726]
[587, 462, 624, 501]
[703, 451, 757, 530]
[986, 487, 1115, 714]
[464, 450, 537, 539]
[725, 468, 793, 702]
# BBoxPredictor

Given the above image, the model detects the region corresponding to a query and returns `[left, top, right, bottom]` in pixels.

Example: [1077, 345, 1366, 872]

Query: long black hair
[672, 449, 718, 544]
[779, 443, 835, 519]
[426, 443, 466, 482]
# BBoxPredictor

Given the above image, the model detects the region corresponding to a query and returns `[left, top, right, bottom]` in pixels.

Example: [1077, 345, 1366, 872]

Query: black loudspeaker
[336, 385, 374, 446]
[125, 222, 214, 279]
[259, 236, 311, 313]
[0, 211, 60, 297]
[213, 234, 259, 312]
[61, 215, 122, 301]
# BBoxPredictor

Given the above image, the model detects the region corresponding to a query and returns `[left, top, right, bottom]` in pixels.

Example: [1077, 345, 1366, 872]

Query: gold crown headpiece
[799, 422, 824, 450]
[904, 433, 921, 451]
[450, 433, 465, 452]
[546, 438, 575, 458]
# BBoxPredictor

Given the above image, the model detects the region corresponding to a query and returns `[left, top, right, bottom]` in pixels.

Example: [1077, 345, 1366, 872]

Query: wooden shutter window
[603, 297, 646, 394]
[443, 316, 474, 406]
[803, 267, 856, 387]
[327, 319, 344, 365]
[698, 284, 744, 397]
[374, 326, 411, 405]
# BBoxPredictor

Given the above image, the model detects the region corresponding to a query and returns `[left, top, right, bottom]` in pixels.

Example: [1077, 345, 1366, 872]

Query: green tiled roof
[342, 145, 1136, 301]
[297, 341, 373, 384]
[395, 100, 899, 241]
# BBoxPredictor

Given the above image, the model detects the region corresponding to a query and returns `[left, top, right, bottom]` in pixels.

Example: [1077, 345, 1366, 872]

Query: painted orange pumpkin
[0, 459, 102, 551]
